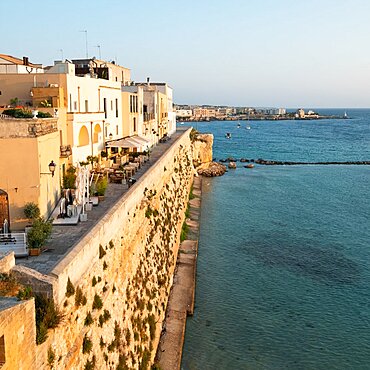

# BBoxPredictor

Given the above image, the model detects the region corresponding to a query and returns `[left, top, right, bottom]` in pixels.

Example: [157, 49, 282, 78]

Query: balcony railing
[144, 112, 155, 122]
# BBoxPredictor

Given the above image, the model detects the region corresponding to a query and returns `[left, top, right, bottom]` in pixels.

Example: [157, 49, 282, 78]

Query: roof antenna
[79, 30, 88, 58]
[94, 45, 102, 60]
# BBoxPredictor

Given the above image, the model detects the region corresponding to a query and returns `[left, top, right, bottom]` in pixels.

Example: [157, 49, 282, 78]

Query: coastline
[156, 175, 202, 370]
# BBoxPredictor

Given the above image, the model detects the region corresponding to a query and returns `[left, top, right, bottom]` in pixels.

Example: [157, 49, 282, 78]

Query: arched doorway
[0, 190, 9, 232]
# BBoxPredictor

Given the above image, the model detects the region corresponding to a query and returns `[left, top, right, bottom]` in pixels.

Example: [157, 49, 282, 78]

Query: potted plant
[62, 166, 77, 190]
[27, 218, 53, 256]
[24, 202, 40, 220]
[95, 177, 108, 201]
[24, 202, 40, 233]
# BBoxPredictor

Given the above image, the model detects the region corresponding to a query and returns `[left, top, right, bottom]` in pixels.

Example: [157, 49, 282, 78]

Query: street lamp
[48, 160, 56, 177]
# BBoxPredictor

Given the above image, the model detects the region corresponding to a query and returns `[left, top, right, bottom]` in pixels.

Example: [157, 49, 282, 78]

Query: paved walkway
[17, 128, 188, 275]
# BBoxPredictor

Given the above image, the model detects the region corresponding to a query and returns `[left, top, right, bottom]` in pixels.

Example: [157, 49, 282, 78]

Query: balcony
[60, 145, 72, 158]
[144, 112, 155, 122]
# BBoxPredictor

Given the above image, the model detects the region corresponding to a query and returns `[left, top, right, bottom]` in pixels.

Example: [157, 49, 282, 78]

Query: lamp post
[48, 161, 56, 177]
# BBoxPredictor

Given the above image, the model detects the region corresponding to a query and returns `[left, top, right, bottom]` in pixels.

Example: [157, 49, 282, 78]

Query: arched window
[78, 126, 89, 146]
[93, 124, 102, 143]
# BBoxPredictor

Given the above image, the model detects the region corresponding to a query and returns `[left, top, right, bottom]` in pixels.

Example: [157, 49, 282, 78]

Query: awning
[106, 138, 137, 148]
[106, 136, 150, 149]
[126, 135, 150, 146]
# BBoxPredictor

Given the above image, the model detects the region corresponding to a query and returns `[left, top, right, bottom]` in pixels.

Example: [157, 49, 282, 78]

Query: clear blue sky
[2, 0, 370, 107]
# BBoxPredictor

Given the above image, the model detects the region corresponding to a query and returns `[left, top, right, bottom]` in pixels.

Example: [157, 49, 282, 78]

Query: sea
[181, 109, 370, 370]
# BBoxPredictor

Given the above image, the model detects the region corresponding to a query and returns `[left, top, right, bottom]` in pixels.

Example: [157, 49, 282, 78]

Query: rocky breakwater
[191, 131, 227, 177]
[197, 162, 227, 177]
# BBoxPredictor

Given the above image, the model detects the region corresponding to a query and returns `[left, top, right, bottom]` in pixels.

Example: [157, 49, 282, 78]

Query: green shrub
[84, 312, 93, 326]
[148, 314, 156, 341]
[180, 221, 189, 242]
[139, 349, 151, 370]
[3, 108, 33, 118]
[117, 354, 129, 370]
[17, 286, 33, 300]
[99, 244, 106, 259]
[37, 111, 52, 118]
[95, 177, 108, 196]
[92, 294, 103, 310]
[47, 346, 55, 368]
[82, 334, 93, 354]
[27, 217, 53, 249]
[114, 321, 121, 344]
[62, 166, 77, 189]
[84, 355, 96, 370]
[37, 322, 48, 345]
[35, 294, 63, 345]
[75, 287, 87, 307]
[145, 207, 153, 218]
[66, 277, 75, 297]
[24, 202, 40, 220]
[99, 336, 106, 348]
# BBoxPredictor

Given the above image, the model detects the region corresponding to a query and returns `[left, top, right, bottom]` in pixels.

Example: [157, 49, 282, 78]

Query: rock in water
[197, 162, 227, 177]
[228, 161, 237, 169]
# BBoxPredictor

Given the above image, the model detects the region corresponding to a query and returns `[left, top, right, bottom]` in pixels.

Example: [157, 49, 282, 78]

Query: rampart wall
[0, 128, 202, 369]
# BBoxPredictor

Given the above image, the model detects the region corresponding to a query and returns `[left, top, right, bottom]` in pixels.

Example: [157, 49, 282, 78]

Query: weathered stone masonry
[0, 128, 203, 370]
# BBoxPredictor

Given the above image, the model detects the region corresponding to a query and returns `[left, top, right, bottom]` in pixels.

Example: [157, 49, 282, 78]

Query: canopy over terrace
[106, 135, 150, 151]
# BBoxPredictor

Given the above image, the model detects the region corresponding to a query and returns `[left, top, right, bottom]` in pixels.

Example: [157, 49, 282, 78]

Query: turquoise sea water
[181, 109, 370, 370]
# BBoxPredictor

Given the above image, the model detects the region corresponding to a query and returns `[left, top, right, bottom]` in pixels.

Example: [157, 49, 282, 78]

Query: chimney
[23, 57, 29, 66]
[147, 77, 150, 86]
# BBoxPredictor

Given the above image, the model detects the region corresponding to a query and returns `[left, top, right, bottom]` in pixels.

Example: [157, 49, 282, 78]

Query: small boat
[225, 132, 231, 139]
[228, 161, 237, 169]
[246, 126, 251, 130]
[237, 123, 241, 128]
[343, 110, 349, 119]
[245, 164, 254, 169]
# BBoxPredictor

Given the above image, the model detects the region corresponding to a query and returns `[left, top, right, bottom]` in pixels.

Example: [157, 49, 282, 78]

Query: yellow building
[0, 117, 60, 231]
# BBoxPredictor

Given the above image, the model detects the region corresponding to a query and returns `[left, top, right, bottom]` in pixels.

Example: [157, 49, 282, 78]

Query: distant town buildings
[0, 53, 175, 230]
[175, 105, 287, 121]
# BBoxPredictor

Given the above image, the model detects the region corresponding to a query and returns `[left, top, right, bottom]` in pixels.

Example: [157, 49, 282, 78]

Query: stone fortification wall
[0, 298, 36, 370]
[192, 133, 213, 167]
[31, 128, 195, 369]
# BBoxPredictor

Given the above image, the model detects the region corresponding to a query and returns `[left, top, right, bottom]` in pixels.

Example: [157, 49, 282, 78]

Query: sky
[1, 0, 370, 108]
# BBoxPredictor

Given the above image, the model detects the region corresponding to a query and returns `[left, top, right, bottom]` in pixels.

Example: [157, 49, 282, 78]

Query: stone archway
[0, 190, 9, 232]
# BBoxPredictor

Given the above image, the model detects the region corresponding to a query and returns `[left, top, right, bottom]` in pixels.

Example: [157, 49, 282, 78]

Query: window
[69, 94, 72, 111]
[0, 335, 5, 366]
[111, 100, 113, 111]
[74, 101, 77, 111]
[116, 125, 118, 135]
[103, 98, 107, 118]
[130, 95, 133, 113]
[85, 100, 88, 112]
[115, 98, 118, 118]
[135, 96, 138, 113]
[133, 117, 136, 132]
